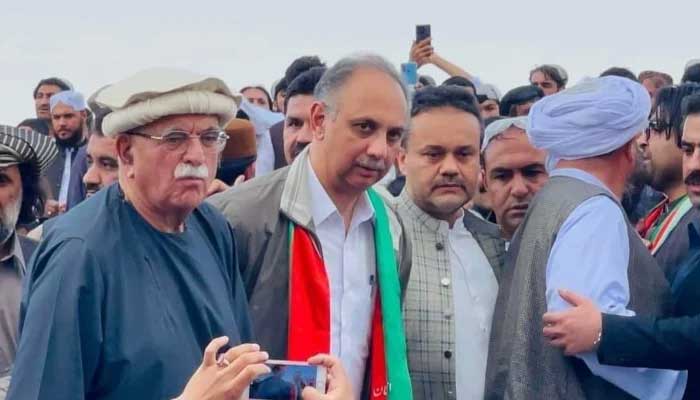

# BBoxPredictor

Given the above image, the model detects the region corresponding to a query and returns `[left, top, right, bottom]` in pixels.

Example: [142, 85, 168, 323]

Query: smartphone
[416, 24, 431, 42]
[401, 62, 418, 86]
[244, 360, 327, 400]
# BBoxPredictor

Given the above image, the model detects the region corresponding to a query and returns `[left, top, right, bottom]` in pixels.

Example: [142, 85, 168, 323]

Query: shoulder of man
[208, 166, 290, 227]
[463, 209, 502, 238]
[372, 189, 412, 294]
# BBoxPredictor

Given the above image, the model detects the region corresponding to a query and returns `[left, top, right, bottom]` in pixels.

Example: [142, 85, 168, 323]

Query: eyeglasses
[129, 130, 229, 153]
[644, 119, 671, 139]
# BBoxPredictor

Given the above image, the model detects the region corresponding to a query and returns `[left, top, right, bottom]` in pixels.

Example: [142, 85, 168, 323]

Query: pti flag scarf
[286, 188, 412, 399]
[641, 196, 693, 255]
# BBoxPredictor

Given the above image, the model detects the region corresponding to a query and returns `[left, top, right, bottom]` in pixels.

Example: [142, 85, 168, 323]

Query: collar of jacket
[397, 188, 450, 233]
[279, 146, 316, 232]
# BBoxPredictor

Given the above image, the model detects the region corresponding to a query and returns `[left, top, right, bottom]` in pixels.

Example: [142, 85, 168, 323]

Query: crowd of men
[0, 36, 699, 400]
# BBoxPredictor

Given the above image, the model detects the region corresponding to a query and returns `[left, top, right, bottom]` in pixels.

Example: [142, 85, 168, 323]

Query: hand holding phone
[411, 25, 433, 67]
[301, 355, 354, 400]
[416, 24, 431, 43]
[178, 338, 270, 400]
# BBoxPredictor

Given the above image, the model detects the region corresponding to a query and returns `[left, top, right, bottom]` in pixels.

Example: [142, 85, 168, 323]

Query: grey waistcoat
[485, 175, 671, 400]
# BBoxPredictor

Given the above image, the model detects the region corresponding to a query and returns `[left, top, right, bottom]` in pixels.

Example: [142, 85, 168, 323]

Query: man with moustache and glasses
[0, 125, 57, 398]
[392, 86, 505, 399]
[542, 92, 700, 400]
[9, 69, 271, 400]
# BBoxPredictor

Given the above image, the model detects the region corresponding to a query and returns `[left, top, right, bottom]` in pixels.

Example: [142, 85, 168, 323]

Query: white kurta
[446, 217, 498, 400]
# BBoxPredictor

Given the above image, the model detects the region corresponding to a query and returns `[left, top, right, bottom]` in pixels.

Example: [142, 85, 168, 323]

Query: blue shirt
[546, 168, 687, 400]
[8, 185, 253, 400]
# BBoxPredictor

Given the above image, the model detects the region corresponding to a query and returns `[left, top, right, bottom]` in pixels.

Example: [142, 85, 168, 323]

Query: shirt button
[444, 311, 453, 319]
[444, 350, 452, 359]
[440, 277, 451, 287]
[436, 242, 444, 250]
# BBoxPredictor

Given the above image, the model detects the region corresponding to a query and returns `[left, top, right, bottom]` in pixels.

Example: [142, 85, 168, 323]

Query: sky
[3, 0, 698, 124]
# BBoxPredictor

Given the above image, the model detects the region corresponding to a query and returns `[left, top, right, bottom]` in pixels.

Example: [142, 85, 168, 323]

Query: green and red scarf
[286, 188, 412, 400]
[639, 195, 693, 255]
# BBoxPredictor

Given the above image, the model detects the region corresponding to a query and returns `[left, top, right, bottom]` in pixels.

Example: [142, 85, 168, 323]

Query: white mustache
[174, 163, 209, 179]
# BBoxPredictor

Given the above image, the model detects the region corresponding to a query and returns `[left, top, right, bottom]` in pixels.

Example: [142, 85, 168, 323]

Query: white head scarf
[527, 76, 650, 170]
[49, 90, 87, 113]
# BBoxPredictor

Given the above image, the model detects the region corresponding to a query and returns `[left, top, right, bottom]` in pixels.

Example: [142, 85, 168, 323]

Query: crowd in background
[0, 34, 699, 400]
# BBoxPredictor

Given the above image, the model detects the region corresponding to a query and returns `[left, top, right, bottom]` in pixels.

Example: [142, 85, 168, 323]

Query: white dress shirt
[445, 214, 498, 400]
[58, 148, 72, 204]
[307, 160, 376, 397]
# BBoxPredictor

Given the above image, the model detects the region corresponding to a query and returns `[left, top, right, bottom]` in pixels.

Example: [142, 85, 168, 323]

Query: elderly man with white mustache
[8, 69, 274, 400]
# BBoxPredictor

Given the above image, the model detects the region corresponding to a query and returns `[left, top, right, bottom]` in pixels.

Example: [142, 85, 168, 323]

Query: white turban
[50, 90, 87, 112]
[527, 76, 650, 170]
[95, 68, 241, 137]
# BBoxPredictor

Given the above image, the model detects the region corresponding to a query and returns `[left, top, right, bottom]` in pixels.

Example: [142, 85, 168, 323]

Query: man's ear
[480, 167, 489, 192]
[624, 138, 638, 164]
[397, 146, 408, 176]
[116, 134, 134, 166]
[309, 101, 326, 141]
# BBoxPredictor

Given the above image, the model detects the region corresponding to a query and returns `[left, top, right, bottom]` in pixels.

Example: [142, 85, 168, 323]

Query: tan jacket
[209, 147, 412, 359]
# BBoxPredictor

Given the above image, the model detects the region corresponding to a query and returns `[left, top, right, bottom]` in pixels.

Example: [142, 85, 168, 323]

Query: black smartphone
[416, 24, 431, 42]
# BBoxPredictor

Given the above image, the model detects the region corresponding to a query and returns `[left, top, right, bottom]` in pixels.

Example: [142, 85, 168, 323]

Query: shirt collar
[550, 168, 616, 197]
[306, 158, 374, 228]
[0, 233, 25, 275]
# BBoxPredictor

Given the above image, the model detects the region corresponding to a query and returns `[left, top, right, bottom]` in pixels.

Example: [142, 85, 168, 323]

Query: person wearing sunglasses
[636, 83, 700, 281]
[9, 68, 270, 400]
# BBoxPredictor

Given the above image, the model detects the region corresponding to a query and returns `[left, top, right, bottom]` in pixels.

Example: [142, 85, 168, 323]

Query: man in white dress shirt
[211, 54, 414, 399]
[392, 85, 505, 399]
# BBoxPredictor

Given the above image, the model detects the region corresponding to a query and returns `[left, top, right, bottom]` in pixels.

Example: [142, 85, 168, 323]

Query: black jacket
[597, 220, 700, 399]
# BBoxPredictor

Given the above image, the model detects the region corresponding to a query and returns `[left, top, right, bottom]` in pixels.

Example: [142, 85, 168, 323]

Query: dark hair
[284, 56, 325, 86]
[405, 86, 482, 146]
[17, 162, 44, 225]
[274, 78, 288, 98]
[600, 67, 638, 82]
[683, 92, 700, 117]
[89, 108, 111, 137]
[17, 118, 50, 136]
[529, 65, 567, 88]
[499, 85, 544, 116]
[682, 64, 700, 84]
[284, 67, 326, 112]
[651, 83, 700, 146]
[441, 76, 476, 92]
[32, 78, 71, 99]
[418, 75, 436, 87]
[241, 86, 274, 111]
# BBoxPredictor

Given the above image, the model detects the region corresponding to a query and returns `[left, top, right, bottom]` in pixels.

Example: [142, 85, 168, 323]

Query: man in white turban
[485, 76, 687, 399]
[9, 68, 271, 400]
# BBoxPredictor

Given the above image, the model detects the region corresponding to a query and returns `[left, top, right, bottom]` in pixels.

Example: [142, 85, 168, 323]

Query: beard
[55, 127, 84, 148]
[0, 194, 22, 245]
